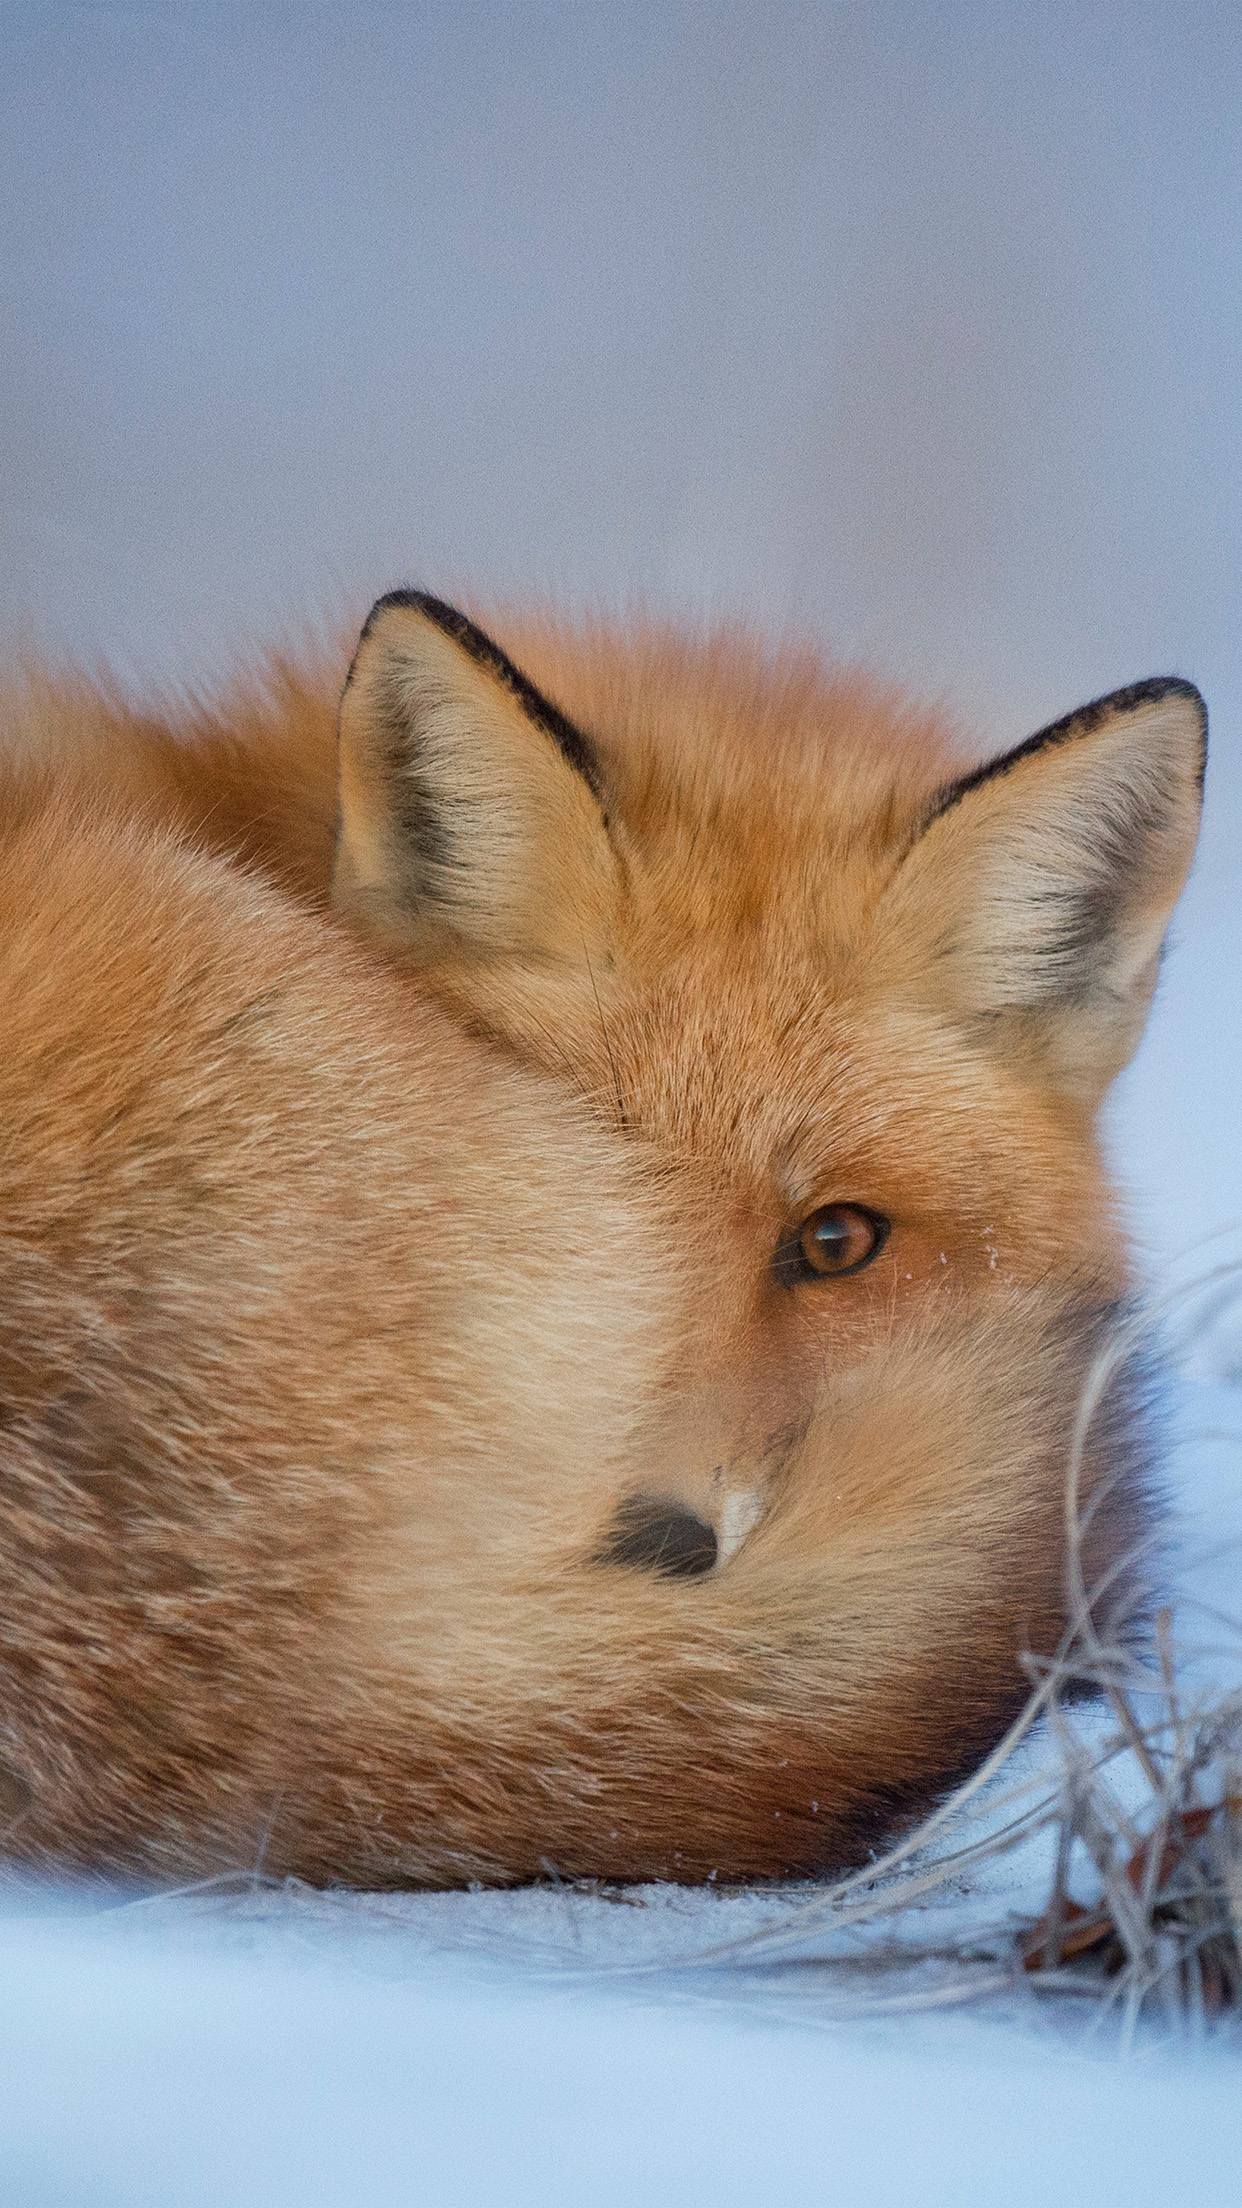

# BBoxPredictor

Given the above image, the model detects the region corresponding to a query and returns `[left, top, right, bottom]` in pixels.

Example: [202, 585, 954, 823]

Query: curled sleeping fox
[0, 601, 1205, 1883]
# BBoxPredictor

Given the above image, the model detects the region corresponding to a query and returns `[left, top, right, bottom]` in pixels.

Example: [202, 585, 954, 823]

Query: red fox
[0, 602, 1205, 1885]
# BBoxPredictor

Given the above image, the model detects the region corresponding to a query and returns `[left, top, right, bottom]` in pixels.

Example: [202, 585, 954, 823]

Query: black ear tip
[352, 589, 514, 675]
[1116, 672, 1206, 721]
[927, 672, 1209, 824]
[344, 589, 607, 802]
[1115, 675, 1208, 788]
[1056, 674, 1207, 755]
[356, 588, 463, 648]
[1024, 673, 1209, 771]
[343, 589, 477, 701]
[1146, 675, 1209, 781]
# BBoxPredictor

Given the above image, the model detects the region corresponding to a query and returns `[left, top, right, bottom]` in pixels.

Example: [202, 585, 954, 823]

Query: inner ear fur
[880, 677, 1207, 1103]
[333, 592, 621, 965]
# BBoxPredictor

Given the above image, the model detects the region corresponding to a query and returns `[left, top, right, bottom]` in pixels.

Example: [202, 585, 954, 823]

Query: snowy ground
[2, 1854, 1239, 2208]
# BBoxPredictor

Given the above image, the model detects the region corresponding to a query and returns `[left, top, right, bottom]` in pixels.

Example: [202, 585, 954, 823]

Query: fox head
[334, 594, 1204, 1113]
[333, 592, 1205, 1686]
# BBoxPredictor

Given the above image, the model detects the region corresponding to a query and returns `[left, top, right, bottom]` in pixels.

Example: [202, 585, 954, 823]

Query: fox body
[0, 607, 1205, 1884]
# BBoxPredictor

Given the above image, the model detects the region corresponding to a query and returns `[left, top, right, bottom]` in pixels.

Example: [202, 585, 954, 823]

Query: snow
[2, 1895, 1239, 2208]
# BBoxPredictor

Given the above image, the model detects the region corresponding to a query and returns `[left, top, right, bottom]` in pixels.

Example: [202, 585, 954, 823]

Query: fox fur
[0, 606, 1206, 1885]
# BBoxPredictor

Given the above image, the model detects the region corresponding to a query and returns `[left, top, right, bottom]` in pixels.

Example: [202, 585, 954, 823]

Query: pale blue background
[2, 2, 1237, 737]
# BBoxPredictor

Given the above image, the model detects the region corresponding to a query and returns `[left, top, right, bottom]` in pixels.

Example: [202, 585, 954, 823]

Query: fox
[0, 600, 1206, 1885]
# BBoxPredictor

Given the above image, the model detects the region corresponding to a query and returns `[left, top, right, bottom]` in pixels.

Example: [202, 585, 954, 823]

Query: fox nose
[595, 1495, 717, 1579]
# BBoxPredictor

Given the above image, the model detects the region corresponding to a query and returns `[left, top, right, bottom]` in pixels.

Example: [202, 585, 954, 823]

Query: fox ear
[333, 592, 620, 965]
[884, 678, 1207, 1103]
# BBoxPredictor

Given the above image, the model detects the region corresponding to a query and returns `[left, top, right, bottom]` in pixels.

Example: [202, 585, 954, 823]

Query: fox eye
[775, 1204, 889, 1287]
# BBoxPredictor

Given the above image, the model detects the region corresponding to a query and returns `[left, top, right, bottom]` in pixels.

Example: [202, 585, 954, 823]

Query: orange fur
[0, 611, 1205, 1884]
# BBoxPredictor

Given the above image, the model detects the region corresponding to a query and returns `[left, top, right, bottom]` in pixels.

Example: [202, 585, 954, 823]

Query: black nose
[595, 1495, 718, 1579]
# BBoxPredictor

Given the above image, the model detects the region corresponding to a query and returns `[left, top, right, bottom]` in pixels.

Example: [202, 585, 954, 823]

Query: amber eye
[774, 1203, 889, 1287]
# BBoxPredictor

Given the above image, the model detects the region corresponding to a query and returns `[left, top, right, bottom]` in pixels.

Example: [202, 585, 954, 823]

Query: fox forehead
[505, 621, 959, 921]
[497, 613, 963, 824]
[601, 966, 1111, 1243]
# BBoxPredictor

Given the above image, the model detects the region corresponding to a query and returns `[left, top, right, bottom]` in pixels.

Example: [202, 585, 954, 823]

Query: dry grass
[1016, 1621, 1241, 2024]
